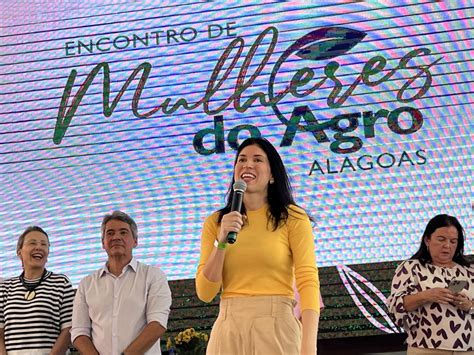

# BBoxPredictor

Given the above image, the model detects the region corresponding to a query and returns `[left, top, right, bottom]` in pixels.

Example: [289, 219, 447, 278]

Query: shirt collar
[99, 256, 138, 277]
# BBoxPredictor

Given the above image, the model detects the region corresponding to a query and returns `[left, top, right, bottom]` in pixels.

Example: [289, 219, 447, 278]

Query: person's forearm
[0, 328, 6, 355]
[202, 246, 226, 282]
[73, 335, 99, 355]
[403, 292, 427, 312]
[123, 321, 165, 354]
[50, 327, 71, 355]
[301, 309, 319, 355]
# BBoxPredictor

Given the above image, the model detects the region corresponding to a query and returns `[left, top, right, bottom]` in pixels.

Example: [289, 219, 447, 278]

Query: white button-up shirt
[71, 258, 172, 355]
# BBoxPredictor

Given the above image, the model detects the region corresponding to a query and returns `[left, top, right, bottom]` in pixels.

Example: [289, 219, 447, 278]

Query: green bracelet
[217, 241, 227, 250]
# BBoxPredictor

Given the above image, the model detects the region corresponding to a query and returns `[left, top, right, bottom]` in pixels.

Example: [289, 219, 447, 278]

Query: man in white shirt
[71, 210, 172, 355]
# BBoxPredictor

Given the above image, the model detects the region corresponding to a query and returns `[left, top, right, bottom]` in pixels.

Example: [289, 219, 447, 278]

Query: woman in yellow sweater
[196, 137, 320, 355]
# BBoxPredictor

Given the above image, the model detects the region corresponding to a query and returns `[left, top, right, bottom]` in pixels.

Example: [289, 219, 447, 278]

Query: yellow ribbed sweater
[196, 204, 320, 312]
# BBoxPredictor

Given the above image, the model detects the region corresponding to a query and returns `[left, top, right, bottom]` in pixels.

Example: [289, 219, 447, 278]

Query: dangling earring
[269, 178, 274, 184]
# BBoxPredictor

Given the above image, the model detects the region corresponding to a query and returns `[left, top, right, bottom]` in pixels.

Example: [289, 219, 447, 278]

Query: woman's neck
[23, 267, 45, 280]
[431, 260, 456, 268]
[243, 193, 267, 211]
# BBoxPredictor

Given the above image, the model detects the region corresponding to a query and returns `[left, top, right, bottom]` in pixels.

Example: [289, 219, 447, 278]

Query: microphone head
[233, 180, 247, 193]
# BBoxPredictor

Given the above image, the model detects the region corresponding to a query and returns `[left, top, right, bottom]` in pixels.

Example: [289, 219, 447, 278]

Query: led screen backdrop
[1, 0, 472, 298]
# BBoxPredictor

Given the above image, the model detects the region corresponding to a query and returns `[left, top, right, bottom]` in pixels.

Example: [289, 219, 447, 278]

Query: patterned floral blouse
[388, 259, 474, 350]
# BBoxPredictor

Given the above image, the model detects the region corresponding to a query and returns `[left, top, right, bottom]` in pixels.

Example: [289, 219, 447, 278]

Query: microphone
[226, 180, 247, 244]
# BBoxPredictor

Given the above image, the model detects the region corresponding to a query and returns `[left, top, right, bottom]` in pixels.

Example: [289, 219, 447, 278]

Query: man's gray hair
[101, 210, 138, 241]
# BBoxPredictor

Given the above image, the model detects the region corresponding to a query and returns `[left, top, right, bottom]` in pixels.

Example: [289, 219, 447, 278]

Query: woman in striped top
[0, 226, 75, 355]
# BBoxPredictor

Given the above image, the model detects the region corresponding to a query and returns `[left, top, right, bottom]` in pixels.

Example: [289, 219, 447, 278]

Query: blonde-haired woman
[0, 226, 75, 355]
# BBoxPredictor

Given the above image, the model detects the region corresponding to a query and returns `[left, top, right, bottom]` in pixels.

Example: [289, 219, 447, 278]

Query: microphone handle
[227, 231, 237, 244]
[226, 190, 244, 244]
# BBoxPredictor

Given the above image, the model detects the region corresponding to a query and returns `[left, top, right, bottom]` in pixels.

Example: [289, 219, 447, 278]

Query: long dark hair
[410, 214, 469, 266]
[218, 137, 310, 230]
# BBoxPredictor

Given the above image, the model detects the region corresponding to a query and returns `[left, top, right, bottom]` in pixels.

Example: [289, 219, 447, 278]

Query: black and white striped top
[0, 271, 74, 351]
